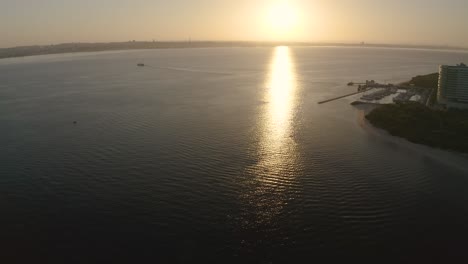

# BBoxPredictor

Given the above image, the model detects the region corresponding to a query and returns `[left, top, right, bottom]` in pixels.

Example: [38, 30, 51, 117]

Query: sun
[266, 2, 299, 34]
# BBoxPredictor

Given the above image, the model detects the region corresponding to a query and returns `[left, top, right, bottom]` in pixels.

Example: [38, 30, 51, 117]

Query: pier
[319, 80, 402, 105]
[318, 88, 372, 104]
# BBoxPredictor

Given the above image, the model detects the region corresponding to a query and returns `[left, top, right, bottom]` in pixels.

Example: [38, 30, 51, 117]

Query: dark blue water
[1, 47, 468, 263]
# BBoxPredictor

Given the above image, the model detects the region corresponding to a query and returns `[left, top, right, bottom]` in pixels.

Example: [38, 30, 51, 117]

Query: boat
[137, 63, 145, 67]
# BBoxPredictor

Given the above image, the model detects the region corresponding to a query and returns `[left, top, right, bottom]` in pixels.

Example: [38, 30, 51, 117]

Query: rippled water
[1, 47, 468, 262]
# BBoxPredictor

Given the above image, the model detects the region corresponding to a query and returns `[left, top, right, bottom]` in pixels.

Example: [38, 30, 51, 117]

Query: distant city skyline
[2, 0, 468, 48]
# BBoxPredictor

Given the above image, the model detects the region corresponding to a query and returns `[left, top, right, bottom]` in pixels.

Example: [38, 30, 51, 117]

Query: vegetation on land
[366, 73, 468, 153]
[403, 73, 439, 89]
[366, 102, 468, 153]
[402, 72, 439, 105]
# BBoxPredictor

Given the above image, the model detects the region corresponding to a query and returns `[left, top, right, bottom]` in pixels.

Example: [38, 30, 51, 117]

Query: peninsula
[365, 73, 468, 153]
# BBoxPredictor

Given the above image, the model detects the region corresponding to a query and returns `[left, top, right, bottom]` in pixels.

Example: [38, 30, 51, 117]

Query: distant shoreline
[1, 41, 468, 60]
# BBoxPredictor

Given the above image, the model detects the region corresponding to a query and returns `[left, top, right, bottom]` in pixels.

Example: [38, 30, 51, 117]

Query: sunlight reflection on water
[261, 46, 298, 170]
[241, 46, 301, 228]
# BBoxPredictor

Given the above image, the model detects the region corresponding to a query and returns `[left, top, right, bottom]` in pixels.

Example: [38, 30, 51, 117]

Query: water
[1, 47, 468, 263]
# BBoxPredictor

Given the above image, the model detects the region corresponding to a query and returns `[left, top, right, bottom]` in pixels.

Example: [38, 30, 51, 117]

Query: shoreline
[354, 72, 468, 155]
[364, 102, 468, 154]
[355, 105, 468, 173]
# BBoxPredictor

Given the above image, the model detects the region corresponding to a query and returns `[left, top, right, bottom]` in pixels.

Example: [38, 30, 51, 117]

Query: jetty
[319, 80, 400, 105]
[318, 88, 372, 104]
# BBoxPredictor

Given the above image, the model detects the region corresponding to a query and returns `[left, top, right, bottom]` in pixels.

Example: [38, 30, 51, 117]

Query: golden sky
[1, 0, 468, 48]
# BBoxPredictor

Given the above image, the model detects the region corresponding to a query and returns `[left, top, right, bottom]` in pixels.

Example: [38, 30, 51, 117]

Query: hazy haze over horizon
[1, 0, 468, 48]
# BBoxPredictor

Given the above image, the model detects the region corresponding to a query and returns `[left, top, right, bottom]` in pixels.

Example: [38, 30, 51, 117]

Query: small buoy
[73, 121, 77, 124]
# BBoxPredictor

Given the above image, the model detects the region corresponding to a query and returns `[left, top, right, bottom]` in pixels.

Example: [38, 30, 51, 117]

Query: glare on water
[242, 46, 301, 226]
[258, 46, 299, 179]
[264, 46, 297, 149]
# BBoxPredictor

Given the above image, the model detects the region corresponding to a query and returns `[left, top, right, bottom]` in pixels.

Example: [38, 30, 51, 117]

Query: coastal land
[1, 41, 468, 60]
[366, 73, 468, 153]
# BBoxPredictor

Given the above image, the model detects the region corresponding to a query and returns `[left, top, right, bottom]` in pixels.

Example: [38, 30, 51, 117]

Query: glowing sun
[266, 2, 299, 33]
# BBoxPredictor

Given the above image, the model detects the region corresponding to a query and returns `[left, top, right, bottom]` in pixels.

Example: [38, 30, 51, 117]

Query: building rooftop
[443, 63, 467, 68]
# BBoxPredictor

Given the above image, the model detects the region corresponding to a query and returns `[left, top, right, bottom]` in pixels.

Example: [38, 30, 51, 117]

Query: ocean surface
[1, 47, 468, 263]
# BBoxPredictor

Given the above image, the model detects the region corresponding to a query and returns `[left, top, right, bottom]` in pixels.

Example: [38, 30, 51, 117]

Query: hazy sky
[1, 0, 468, 48]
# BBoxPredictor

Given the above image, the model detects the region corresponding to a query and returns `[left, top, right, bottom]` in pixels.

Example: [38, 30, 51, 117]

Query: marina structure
[320, 80, 428, 106]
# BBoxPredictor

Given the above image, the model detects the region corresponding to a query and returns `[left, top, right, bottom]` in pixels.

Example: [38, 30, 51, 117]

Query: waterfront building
[438, 63, 468, 108]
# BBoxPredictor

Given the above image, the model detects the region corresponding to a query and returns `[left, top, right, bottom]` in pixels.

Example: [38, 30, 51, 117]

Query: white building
[438, 64, 468, 109]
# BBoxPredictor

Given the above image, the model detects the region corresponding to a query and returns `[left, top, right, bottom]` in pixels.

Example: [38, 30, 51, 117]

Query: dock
[319, 79, 431, 106]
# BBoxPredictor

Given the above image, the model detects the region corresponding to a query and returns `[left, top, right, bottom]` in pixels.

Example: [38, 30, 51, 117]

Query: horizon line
[2, 40, 468, 51]
[1, 40, 468, 60]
